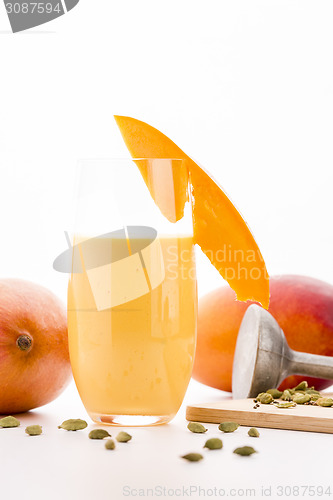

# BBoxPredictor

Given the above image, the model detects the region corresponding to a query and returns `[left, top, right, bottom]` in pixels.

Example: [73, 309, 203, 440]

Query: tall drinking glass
[67, 159, 197, 426]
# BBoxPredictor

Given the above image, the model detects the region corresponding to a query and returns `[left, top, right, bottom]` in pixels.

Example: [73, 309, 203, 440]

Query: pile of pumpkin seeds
[253, 380, 333, 409]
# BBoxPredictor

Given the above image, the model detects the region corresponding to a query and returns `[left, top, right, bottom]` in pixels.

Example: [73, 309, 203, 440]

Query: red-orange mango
[0, 279, 72, 414]
[193, 275, 333, 392]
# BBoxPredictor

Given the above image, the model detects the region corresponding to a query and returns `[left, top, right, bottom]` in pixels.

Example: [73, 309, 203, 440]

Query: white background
[1, 1, 333, 499]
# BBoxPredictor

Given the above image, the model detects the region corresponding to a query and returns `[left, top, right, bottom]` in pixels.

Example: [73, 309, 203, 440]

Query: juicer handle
[288, 350, 333, 380]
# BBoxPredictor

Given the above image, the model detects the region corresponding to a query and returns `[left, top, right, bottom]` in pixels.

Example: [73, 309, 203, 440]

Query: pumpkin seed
[218, 422, 239, 433]
[257, 393, 273, 404]
[204, 438, 223, 450]
[58, 419, 88, 431]
[105, 439, 116, 450]
[292, 381, 308, 391]
[233, 446, 257, 456]
[0, 416, 20, 428]
[116, 431, 132, 443]
[89, 429, 111, 440]
[181, 453, 203, 462]
[248, 427, 260, 437]
[316, 397, 333, 407]
[292, 393, 311, 404]
[187, 422, 208, 433]
[274, 401, 296, 408]
[25, 425, 42, 436]
[281, 390, 292, 401]
[266, 389, 283, 398]
[305, 389, 321, 395]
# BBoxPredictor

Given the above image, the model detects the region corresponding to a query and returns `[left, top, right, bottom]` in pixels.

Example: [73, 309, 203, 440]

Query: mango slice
[131, 158, 189, 223]
[115, 115, 269, 308]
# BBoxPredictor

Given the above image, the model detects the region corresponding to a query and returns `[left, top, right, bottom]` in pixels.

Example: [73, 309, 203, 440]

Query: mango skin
[193, 275, 333, 392]
[0, 279, 71, 413]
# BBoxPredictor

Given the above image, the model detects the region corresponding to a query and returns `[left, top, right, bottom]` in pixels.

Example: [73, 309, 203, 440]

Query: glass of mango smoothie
[67, 159, 197, 426]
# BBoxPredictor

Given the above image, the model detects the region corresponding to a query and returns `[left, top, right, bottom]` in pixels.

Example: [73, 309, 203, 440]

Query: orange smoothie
[67, 234, 197, 423]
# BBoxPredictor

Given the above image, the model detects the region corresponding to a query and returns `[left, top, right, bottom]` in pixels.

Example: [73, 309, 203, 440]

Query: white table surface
[2, 379, 333, 500]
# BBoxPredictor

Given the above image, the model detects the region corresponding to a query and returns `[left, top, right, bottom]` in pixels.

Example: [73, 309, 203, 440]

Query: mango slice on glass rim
[114, 115, 270, 309]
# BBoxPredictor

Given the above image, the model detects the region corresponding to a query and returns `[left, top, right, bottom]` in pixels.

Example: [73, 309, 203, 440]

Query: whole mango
[193, 275, 333, 392]
[0, 279, 72, 413]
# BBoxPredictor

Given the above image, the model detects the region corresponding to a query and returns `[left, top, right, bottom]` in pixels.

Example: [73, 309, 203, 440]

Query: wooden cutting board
[186, 396, 333, 434]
